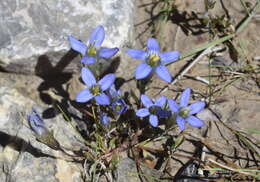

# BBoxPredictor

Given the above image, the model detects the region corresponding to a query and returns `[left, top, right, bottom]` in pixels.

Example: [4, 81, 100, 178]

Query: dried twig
[157, 46, 222, 95]
[207, 158, 258, 177]
[184, 74, 210, 85]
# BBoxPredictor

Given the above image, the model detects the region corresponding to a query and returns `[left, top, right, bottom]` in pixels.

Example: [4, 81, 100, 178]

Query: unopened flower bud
[27, 109, 48, 136]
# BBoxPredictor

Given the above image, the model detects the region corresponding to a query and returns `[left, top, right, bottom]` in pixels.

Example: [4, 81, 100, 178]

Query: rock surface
[116, 158, 163, 182]
[0, 77, 85, 182]
[0, 0, 134, 74]
[0, 0, 137, 177]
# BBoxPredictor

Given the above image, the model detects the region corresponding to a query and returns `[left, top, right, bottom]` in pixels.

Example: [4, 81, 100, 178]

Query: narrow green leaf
[166, 34, 235, 67]
[172, 135, 185, 150]
[245, 128, 260, 134]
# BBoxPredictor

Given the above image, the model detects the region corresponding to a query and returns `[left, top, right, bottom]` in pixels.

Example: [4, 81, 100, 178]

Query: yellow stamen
[87, 46, 97, 57]
[91, 85, 100, 96]
[148, 54, 160, 67]
[179, 108, 190, 118]
[115, 104, 122, 111]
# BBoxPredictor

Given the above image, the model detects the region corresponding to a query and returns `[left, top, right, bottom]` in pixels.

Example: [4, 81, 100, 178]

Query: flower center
[147, 54, 160, 67]
[179, 107, 190, 118]
[149, 106, 158, 115]
[87, 45, 97, 57]
[90, 84, 101, 96]
[112, 99, 127, 114]
[115, 104, 122, 111]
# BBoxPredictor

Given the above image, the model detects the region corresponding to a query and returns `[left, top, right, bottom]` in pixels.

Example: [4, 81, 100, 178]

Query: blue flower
[168, 88, 205, 131]
[68, 25, 119, 65]
[27, 109, 48, 136]
[127, 38, 180, 83]
[27, 109, 61, 150]
[136, 95, 167, 127]
[100, 113, 110, 125]
[111, 98, 128, 114]
[76, 67, 115, 105]
[107, 85, 128, 114]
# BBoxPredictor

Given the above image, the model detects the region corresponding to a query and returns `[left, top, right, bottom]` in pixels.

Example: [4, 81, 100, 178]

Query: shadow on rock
[0, 130, 56, 159]
[35, 50, 78, 119]
[34, 49, 124, 140]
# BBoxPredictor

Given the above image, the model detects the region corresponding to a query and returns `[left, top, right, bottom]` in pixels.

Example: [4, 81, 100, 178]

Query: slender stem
[207, 158, 259, 178]
[157, 47, 222, 95]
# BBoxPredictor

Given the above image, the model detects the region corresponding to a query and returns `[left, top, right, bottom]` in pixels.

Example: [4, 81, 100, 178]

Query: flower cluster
[25, 25, 208, 180]
[67, 25, 205, 130]
[135, 88, 205, 130]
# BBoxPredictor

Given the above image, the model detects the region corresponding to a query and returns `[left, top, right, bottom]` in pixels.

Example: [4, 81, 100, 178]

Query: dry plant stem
[157, 46, 222, 95]
[100, 129, 142, 160]
[184, 74, 210, 85]
[156, 0, 260, 96]
[136, 145, 205, 163]
[80, 109, 94, 118]
[207, 158, 255, 177]
[83, 159, 88, 178]
[173, 26, 180, 50]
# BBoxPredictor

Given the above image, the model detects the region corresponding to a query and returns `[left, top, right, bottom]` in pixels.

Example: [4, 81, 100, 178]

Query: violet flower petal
[141, 95, 153, 108]
[149, 114, 159, 127]
[76, 89, 94, 103]
[159, 51, 180, 63]
[147, 38, 160, 53]
[81, 67, 97, 87]
[136, 108, 150, 117]
[180, 88, 191, 108]
[68, 35, 87, 55]
[89, 25, 105, 47]
[99, 74, 115, 91]
[95, 93, 110, 105]
[155, 65, 172, 83]
[186, 116, 205, 128]
[127, 49, 147, 60]
[176, 116, 186, 131]
[135, 62, 152, 80]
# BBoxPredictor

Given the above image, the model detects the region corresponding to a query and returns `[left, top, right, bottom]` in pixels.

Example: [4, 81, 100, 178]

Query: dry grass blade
[207, 158, 260, 179]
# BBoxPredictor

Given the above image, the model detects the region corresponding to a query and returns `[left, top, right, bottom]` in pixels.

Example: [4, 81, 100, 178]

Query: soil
[124, 0, 260, 179]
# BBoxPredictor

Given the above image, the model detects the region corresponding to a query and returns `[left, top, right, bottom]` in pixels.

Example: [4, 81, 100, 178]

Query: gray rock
[116, 158, 163, 182]
[0, 72, 43, 104]
[0, 0, 134, 74]
[0, 85, 85, 182]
